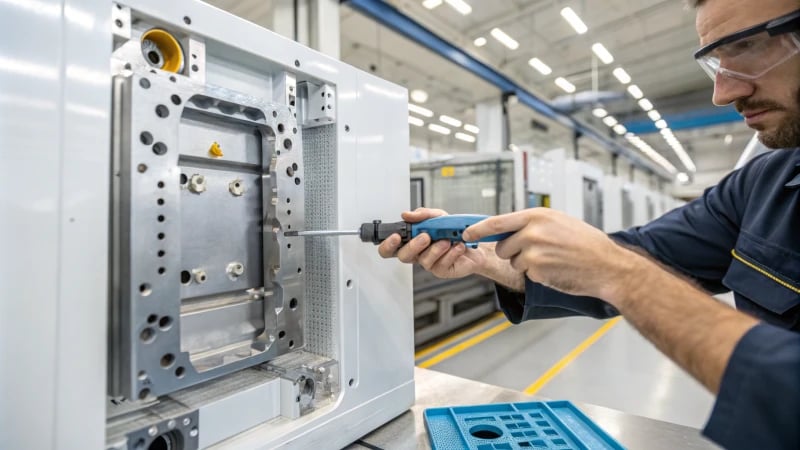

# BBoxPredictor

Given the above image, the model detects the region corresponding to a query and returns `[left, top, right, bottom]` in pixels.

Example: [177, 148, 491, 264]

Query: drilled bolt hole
[147, 314, 158, 324]
[158, 250, 165, 257]
[139, 283, 151, 296]
[180, 173, 188, 185]
[138, 388, 150, 400]
[158, 267, 166, 275]
[157, 198, 164, 206]
[157, 232, 165, 240]
[158, 316, 172, 330]
[289, 298, 298, 309]
[278, 330, 286, 339]
[170, 94, 181, 105]
[139, 78, 150, 89]
[294, 177, 301, 185]
[180, 270, 191, 285]
[140, 131, 153, 145]
[155, 105, 169, 118]
[277, 123, 285, 133]
[152, 142, 167, 155]
[175, 366, 185, 378]
[140, 327, 155, 342]
[183, 16, 191, 24]
[289, 340, 295, 348]
[157, 181, 165, 188]
[283, 138, 292, 150]
[161, 353, 175, 368]
[137, 164, 148, 173]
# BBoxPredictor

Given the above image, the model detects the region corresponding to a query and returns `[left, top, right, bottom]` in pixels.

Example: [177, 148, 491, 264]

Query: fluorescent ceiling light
[591, 43, 614, 64]
[592, 107, 608, 118]
[602, 116, 618, 127]
[422, 0, 442, 9]
[509, 144, 520, 151]
[655, 119, 668, 129]
[677, 172, 690, 183]
[439, 115, 462, 127]
[410, 89, 428, 103]
[408, 103, 434, 117]
[464, 123, 480, 133]
[408, 116, 425, 127]
[648, 110, 661, 121]
[554, 77, 576, 93]
[612, 67, 631, 84]
[528, 57, 552, 75]
[444, 0, 472, 15]
[638, 98, 654, 111]
[473, 37, 487, 47]
[724, 134, 733, 145]
[560, 7, 588, 34]
[627, 84, 644, 99]
[428, 123, 451, 135]
[613, 124, 627, 135]
[455, 132, 476, 143]
[490, 27, 519, 50]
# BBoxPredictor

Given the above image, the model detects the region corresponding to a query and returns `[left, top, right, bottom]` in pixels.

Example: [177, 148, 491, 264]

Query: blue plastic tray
[424, 400, 625, 450]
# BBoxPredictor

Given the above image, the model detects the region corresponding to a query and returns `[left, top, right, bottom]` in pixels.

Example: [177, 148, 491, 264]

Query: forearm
[607, 252, 759, 393]
[474, 243, 525, 292]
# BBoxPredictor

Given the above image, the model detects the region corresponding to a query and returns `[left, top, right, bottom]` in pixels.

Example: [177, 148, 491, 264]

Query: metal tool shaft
[284, 230, 360, 237]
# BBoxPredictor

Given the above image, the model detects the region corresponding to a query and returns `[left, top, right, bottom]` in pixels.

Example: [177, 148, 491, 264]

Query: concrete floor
[423, 298, 726, 430]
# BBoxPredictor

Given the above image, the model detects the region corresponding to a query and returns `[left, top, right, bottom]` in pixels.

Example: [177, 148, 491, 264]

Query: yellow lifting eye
[208, 142, 223, 158]
[141, 28, 184, 73]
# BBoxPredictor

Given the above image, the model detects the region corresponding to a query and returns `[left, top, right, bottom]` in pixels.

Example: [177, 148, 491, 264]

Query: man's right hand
[377, 208, 490, 280]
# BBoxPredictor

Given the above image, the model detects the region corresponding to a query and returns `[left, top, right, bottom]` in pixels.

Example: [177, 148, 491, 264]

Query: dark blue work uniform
[496, 148, 800, 449]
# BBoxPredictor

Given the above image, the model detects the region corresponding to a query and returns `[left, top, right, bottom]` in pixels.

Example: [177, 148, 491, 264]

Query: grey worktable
[349, 367, 719, 449]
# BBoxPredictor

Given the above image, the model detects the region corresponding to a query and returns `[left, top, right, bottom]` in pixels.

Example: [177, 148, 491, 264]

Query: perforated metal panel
[302, 124, 339, 358]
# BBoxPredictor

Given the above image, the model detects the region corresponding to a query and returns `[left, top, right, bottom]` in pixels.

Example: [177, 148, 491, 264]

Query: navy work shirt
[495, 148, 800, 449]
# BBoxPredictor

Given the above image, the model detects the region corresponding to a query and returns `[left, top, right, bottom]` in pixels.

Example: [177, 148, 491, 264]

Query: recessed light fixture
[613, 124, 627, 135]
[439, 115, 462, 127]
[638, 98, 654, 111]
[490, 27, 519, 50]
[612, 67, 631, 84]
[627, 85, 644, 99]
[444, 0, 472, 15]
[408, 116, 424, 127]
[528, 57, 552, 75]
[410, 89, 428, 103]
[554, 77, 576, 93]
[455, 132, 476, 142]
[647, 110, 661, 121]
[473, 36, 487, 47]
[422, 0, 442, 9]
[603, 116, 618, 127]
[408, 104, 434, 118]
[464, 124, 480, 134]
[560, 7, 588, 34]
[592, 107, 608, 118]
[591, 43, 614, 64]
[428, 123, 451, 135]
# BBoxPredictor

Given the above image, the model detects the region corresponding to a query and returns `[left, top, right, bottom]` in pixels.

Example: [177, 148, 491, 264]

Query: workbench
[349, 367, 720, 449]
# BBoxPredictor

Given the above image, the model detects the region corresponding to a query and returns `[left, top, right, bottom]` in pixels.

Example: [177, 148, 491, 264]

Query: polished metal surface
[353, 368, 720, 450]
[109, 16, 307, 397]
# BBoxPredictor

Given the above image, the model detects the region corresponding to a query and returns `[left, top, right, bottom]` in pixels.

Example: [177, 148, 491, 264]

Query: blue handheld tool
[284, 214, 511, 246]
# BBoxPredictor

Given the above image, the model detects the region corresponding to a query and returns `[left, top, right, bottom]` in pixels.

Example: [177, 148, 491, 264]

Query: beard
[740, 87, 800, 149]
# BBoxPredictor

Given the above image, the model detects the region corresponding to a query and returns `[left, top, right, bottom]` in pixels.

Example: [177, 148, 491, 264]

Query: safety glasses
[694, 9, 800, 81]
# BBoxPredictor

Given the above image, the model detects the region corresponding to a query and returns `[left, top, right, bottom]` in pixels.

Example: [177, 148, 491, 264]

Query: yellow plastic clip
[209, 141, 223, 158]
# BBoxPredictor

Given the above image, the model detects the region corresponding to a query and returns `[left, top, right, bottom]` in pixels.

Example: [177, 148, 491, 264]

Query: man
[379, 0, 800, 448]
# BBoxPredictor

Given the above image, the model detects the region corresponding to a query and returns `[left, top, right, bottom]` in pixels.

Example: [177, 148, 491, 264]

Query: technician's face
[697, 0, 800, 148]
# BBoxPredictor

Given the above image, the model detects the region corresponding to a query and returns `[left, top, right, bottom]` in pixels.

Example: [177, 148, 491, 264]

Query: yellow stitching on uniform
[731, 249, 800, 294]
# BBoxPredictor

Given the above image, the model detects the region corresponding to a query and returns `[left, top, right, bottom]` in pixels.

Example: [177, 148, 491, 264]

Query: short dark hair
[685, 0, 706, 7]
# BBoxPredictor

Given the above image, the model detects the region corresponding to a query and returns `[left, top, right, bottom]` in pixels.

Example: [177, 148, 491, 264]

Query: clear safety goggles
[694, 9, 800, 81]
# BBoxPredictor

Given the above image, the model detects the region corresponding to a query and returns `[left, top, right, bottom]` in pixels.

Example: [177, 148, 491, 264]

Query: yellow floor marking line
[524, 316, 623, 396]
[418, 320, 513, 369]
[414, 311, 505, 361]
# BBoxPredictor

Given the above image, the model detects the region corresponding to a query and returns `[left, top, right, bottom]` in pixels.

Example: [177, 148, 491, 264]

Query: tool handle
[359, 220, 411, 244]
[410, 214, 512, 245]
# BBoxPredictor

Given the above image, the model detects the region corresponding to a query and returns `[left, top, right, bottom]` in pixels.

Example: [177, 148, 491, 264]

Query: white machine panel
[0, 1, 414, 449]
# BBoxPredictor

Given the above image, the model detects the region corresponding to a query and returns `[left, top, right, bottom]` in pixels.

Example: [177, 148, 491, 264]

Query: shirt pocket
[723, 233, 800, 315]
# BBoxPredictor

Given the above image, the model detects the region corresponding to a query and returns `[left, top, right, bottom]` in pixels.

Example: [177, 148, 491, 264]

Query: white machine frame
[0, 1, 413, 449]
